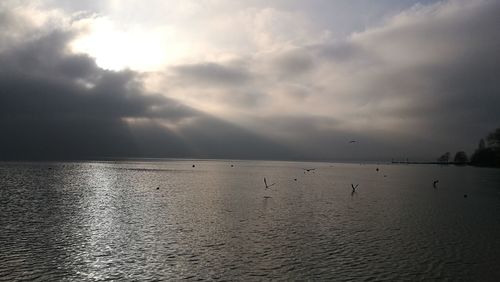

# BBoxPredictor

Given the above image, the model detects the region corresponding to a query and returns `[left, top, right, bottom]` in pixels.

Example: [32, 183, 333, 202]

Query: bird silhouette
[303, 168, 316, 172]
[351, 184, 359, 192]
[433, 180, 439, 188]
[264, 177, 276, 189]
[351, 184, 359, 196]
[349, 140, 356, 143]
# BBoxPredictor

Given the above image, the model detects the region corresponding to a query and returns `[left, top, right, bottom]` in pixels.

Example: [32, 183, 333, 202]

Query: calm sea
[1, 160, 499, 281]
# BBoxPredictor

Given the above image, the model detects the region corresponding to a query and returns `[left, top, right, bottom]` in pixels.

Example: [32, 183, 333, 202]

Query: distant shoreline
[391, 160, 498, 168]
[0, 158, 497, 168]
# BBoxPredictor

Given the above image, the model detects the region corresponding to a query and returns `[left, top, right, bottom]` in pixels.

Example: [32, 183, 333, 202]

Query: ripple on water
[0, 161, 500, 280]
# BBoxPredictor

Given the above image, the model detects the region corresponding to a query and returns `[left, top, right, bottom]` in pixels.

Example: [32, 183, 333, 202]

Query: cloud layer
[156, 0, 500, 160]
[1, 0, 499, 161]
[0, 6, 292, 160]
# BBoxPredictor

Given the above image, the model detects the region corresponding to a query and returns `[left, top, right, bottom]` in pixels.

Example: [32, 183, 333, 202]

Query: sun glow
[71, 17, 190, 71]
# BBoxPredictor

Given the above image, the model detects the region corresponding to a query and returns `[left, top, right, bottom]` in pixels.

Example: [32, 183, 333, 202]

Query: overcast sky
[1, 0, 499, 161]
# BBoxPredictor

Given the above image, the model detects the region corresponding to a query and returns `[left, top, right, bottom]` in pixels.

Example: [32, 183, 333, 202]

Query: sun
[71, 17, 179, 71]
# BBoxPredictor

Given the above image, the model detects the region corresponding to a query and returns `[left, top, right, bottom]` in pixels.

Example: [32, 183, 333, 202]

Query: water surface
[1, 160, 499, 280]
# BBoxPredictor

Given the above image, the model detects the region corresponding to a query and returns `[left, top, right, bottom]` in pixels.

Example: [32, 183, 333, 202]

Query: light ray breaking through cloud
[1, 0, 499, 161]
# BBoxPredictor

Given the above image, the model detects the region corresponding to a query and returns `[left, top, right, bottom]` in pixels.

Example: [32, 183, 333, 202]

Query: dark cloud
[2, 0, 500, 161]
[245, 114, 439, 161]
[272, 49, 315, 78]
[153, 0, 500, 161]
[312, 41, 377, 67]
[0, 30, 196, 122]
[172, 62, 252, 87]
[298, 0, 500, 155]
[164, 61, 268, 107]
[0, 14, 292, 160]
[227, 1, 500, 160]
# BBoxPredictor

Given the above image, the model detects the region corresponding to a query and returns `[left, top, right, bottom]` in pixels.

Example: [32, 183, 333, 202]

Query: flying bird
[303, 168, 316, 172]
[264, 177, 276, 189]
[433, 180, 439, 188]
[351, 184, 359, 196]
[349, 140, 357, 143]
[351, 184, 359, 193]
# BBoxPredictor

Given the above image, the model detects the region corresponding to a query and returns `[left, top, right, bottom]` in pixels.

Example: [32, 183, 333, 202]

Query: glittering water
[1, 160, 499, 281]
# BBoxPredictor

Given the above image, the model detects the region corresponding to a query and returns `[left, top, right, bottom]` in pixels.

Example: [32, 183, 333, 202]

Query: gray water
[1, 160, 499, 281]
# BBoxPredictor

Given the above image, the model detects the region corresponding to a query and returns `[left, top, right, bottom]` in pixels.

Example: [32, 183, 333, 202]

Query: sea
[1, 159, 499, 281]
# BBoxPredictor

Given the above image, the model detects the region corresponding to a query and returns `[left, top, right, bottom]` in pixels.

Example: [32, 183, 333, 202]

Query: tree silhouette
[437, 152, 451, 163]
[478, 139, 486, 150]
[471, 127, 500, 167]
[453, 151, 468, 165]
[487, 128, 500, 149]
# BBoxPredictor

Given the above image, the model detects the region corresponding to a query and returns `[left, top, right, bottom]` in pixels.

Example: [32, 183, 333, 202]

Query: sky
[0, 0, 499, 161]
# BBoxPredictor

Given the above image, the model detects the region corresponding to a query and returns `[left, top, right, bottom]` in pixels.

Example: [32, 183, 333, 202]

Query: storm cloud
[0, 8, 292, 160]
